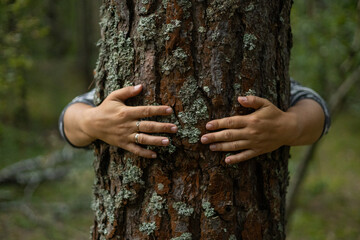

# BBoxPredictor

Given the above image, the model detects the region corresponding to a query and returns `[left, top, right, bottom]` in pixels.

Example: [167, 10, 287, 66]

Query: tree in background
[91, 0, 292, 239]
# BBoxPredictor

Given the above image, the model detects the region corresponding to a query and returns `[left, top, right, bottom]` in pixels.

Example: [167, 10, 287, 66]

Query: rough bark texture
[91, 0, 292, 239]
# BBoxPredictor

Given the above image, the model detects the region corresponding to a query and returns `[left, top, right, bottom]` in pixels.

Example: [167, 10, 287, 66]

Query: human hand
[82, 85, 178, 158]
[201, 96, 297, 164]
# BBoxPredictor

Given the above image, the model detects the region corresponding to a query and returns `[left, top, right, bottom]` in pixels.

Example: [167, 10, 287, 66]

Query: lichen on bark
[91, 0, 292, 239]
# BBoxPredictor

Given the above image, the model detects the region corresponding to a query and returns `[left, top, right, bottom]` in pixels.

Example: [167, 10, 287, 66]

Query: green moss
[146, 192, 166, 216]
[173, 202, 194, 217]
[202, 200, 216, 218]
[243, 33, 257, 51]
[171, 232, 193, 240]
[139, 221, 156, 235]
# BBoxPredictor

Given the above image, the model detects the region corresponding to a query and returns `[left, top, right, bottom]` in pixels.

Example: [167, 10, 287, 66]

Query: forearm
[63, 103, 96, 147]
[286, 99, 325, 146]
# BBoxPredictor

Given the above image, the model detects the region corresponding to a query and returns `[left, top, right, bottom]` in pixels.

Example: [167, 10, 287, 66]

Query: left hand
[201, 96, 297, 164]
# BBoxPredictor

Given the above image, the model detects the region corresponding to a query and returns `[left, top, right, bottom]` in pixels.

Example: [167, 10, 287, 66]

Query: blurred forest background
[0, 0, 359, 239]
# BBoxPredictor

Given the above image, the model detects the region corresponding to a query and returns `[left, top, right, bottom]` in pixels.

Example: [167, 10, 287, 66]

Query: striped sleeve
[290, 79, 331, 137]
[58, 89, 96, 148]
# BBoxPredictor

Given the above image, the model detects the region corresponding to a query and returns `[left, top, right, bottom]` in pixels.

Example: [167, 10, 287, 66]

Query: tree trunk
[91, 0, 292, 239]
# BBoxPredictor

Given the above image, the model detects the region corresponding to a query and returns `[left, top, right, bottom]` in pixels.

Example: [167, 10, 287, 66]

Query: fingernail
[210, 144, 216, 151]
[152, 154, 157, 158]
[225, 158, 231, 164]
[162, 139, 169, 145]
[206, 123, 213, 129]
[166, 107, 173, 114]
[134, 84, 142, 90]
[239, 96, 247, 102]
[201, 136, 208, 143]
[171, 126, 178, 132]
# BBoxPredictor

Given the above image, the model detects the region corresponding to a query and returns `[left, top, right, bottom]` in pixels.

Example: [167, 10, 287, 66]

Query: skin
[64, 85, 325, 163]
[64, 85, 178, 159]
[201, 96, 325, 164]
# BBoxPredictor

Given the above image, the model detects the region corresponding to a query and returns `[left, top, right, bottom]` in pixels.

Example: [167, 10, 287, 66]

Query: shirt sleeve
[58, 89, 96, 148]
[290, 79, 331, 138]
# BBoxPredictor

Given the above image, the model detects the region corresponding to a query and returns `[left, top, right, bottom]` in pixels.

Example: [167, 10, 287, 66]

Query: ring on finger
[135, 133, 140, 144]
[136, 121, 141, 132]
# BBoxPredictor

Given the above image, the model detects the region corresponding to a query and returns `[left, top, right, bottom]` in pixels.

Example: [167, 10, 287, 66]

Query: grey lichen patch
[245, 88, 256, 96]
[92, 188, 116, 236]
[162, 0, 169, 9]
[173, 202, 194, 217]
[146, 192, 166, 216]
[171, 232, 193, 240]
[157, 183, 164, 191]
[137, 15, 157, 42]
[202, 200, 216, 218]
[114, 188, 136, 205]
[229, 234, 237, 240]
[198, 26, 206, 34]
[162, 19, 181, 41]
[161, 47, 189, 75]
[243, 33, 257, 51]
[122, 159, 144, 185]
[206, 0, 239, 22]
[178, 0, 192, 18]
[233, 83, 241, 95]
[94, 5, 135, 102]
[245, 3, 255, 12]
[177, 76, 209, 143]
[139, 221, 156, 235]
[203, 86, 210, 93]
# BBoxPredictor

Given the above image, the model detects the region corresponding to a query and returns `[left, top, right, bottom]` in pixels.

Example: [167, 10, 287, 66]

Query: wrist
[282, 110, 301, 146]
[80, 106, 97, 143]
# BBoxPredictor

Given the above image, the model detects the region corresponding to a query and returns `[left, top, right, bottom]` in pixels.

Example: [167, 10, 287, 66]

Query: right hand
[82, 84, 178, 158]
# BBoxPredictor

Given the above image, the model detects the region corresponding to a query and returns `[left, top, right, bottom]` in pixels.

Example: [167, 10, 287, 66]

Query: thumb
[108, 84, 142, 102]
[238, 95, 270, 110]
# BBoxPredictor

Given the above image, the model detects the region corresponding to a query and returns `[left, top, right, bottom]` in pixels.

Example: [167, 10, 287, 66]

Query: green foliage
[0, 0, 48, 125]
[290, 0, 360, 106]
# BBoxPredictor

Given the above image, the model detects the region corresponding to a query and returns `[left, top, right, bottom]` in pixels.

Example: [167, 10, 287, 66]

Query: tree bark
[91, 0, 292, 239]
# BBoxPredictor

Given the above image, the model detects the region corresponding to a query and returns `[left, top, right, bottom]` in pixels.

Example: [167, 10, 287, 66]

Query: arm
[201, 95, 328, 164]
[60, 85, 178, 159]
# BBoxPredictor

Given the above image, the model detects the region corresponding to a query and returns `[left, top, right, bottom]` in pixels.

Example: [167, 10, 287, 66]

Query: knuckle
[233, 142, 241, 150]
[224, 131, 232, 140]
[144, 108, 151, 117]
[227, 118, 234, 128]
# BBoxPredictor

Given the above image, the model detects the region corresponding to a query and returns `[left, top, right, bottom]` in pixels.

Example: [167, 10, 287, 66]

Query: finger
[209, 140, 249, 152]
[108, 85, 143, 102]
[132, 133, 170, 147]
[206, 116, 246, 131]
[201, 129, 246, 144]
[225, 149, 258, 164]
[138, 121, 178, 133]
[128, 105, 173, 119]
[238, 95, 271, 110]
[125, 143, 157, 159]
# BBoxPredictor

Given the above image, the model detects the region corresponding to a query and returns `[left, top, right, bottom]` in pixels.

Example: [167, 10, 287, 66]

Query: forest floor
[0, 110, 359, 240]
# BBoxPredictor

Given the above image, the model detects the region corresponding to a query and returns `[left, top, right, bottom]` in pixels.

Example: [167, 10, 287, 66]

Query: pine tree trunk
[91, 0, 292, 239]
